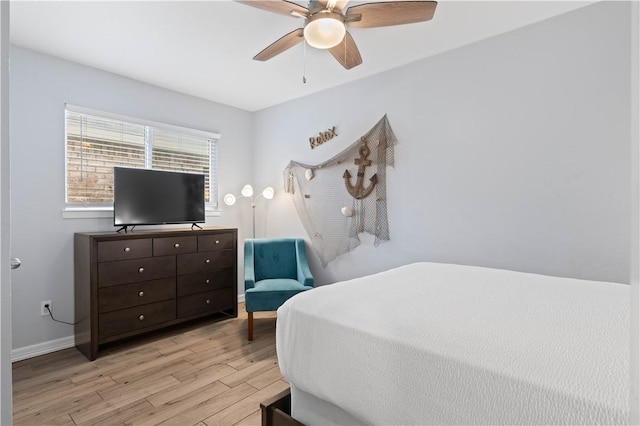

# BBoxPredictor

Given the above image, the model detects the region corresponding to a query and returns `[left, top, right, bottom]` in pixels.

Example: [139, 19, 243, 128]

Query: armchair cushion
[245, 279, 313, 312]
[254, 239, 298, 281]
[249, 278, 311, 293]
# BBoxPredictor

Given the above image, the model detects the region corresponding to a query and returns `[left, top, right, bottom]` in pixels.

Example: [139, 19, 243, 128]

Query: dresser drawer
[98, 256, 175, 287]
[98, 278, 176, 313]
[177, 289, 235, 318]
[177, 268, 234, 297]
[153, 236, 197, 256]
[98, 239, 152, 262]
[177, 250, 234, 275]
[98, 299, 176, 340]
[198, 233, 235, 252]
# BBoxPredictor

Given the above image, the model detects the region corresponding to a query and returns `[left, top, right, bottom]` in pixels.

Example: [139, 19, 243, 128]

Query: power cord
[45, 305, 79, 325]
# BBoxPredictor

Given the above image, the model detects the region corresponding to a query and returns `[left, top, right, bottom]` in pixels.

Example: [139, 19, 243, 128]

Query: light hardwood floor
[12, 304, 286, 426]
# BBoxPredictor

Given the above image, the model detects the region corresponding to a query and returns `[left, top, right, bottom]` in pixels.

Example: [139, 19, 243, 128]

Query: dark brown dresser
[74, 228, 238, 360]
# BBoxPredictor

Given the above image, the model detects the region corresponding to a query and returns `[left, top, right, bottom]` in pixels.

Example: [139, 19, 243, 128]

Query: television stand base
[116, 225, 136, 233]
[191, 223, 203, 230]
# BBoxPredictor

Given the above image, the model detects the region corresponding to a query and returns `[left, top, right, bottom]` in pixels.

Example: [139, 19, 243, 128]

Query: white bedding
[276, 262, 629, 425]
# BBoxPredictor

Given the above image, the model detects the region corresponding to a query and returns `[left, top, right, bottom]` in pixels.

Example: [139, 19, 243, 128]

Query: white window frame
[63, 104, 221, 219]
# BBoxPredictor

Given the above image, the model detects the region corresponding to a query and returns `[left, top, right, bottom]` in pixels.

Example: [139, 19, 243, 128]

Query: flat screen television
[113, 167, 205, 230]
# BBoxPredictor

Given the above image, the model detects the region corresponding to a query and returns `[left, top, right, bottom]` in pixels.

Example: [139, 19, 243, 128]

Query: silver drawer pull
[215, 240, 220, 244]
[124, 247, 131, 253]
[138, 267, 144, 273]
[206, 299, 211, 305]
[174, 243, 180, 248]
[11, 258, 21, 270]
[139, 291, 144, 297]
[139, 315, 145, 321]
[205, 259, 210, 264]
[205, 279, 210, 284]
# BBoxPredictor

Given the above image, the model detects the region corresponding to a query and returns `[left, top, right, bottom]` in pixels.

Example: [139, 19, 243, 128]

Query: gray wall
[9, 47, 254, 353]
[253, 1, 631, 286]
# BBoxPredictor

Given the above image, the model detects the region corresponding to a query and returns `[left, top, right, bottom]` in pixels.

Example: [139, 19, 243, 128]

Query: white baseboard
[12, 335, 75, 362]
[13, 295, 247, 362]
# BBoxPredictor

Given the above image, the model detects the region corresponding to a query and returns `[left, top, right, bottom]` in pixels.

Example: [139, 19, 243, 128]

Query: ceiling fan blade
[329, 32, 362, 70]
[346, 1, 437, 29]
[253, 28, 304, 61]
[235, 0, 309, 18]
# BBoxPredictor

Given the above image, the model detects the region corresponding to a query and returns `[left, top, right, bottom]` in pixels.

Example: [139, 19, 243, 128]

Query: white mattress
[276, 262, 629, 425]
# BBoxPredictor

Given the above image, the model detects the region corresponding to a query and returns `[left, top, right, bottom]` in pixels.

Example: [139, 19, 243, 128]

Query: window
[65, 105, 220, 212]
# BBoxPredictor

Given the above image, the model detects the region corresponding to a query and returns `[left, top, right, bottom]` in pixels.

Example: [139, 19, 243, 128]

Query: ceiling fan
[236, 0, 437, 70]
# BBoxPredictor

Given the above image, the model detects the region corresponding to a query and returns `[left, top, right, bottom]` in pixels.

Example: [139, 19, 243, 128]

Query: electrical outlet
[41, 301, 52, 317]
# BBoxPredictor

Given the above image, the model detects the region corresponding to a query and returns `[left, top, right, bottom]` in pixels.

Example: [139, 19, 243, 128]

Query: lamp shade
[223, 193, 236, 206]
[241, 184, 254, 197]
[304, 12, 346, 49]
[262, 187, 275, 200]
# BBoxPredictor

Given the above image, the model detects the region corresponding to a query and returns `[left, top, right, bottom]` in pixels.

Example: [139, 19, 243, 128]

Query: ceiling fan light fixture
[303, 11, 346, 49]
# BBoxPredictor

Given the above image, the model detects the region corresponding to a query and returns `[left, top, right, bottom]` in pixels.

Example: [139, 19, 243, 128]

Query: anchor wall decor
[343, 137, 378, 199]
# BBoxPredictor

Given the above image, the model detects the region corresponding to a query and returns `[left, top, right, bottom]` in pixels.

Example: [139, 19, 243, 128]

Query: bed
[275, 262, 629, 425]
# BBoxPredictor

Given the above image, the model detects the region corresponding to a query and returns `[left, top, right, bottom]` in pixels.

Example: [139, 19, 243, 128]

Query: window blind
[65, 108, 219, 210]
[151, 129, 213, 203]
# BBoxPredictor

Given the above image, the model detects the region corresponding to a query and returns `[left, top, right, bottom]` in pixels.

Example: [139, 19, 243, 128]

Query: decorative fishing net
[283, 115, 397, 266]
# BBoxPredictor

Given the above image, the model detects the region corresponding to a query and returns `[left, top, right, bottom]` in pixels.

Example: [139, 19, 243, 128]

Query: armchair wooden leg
[248, 312, 254, 341]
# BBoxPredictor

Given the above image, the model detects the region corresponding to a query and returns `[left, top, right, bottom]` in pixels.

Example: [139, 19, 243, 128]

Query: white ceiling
[9, 0, 595, 112]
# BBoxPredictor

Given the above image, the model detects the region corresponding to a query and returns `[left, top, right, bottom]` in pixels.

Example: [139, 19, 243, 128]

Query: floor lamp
[223, 184, 274, 238]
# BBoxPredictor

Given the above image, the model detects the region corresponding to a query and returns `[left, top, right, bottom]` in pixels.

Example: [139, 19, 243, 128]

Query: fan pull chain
[303, 40, 307, 84]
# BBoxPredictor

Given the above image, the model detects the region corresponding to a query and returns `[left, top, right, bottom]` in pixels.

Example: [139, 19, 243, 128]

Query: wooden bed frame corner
[260, 388, 305, 426]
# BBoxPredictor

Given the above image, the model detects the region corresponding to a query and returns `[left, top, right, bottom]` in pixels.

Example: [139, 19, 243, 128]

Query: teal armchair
[244, 238, 314, 340]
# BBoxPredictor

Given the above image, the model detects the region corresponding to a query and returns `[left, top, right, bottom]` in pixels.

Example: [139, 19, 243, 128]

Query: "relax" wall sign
[309, 126, 338, 149]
